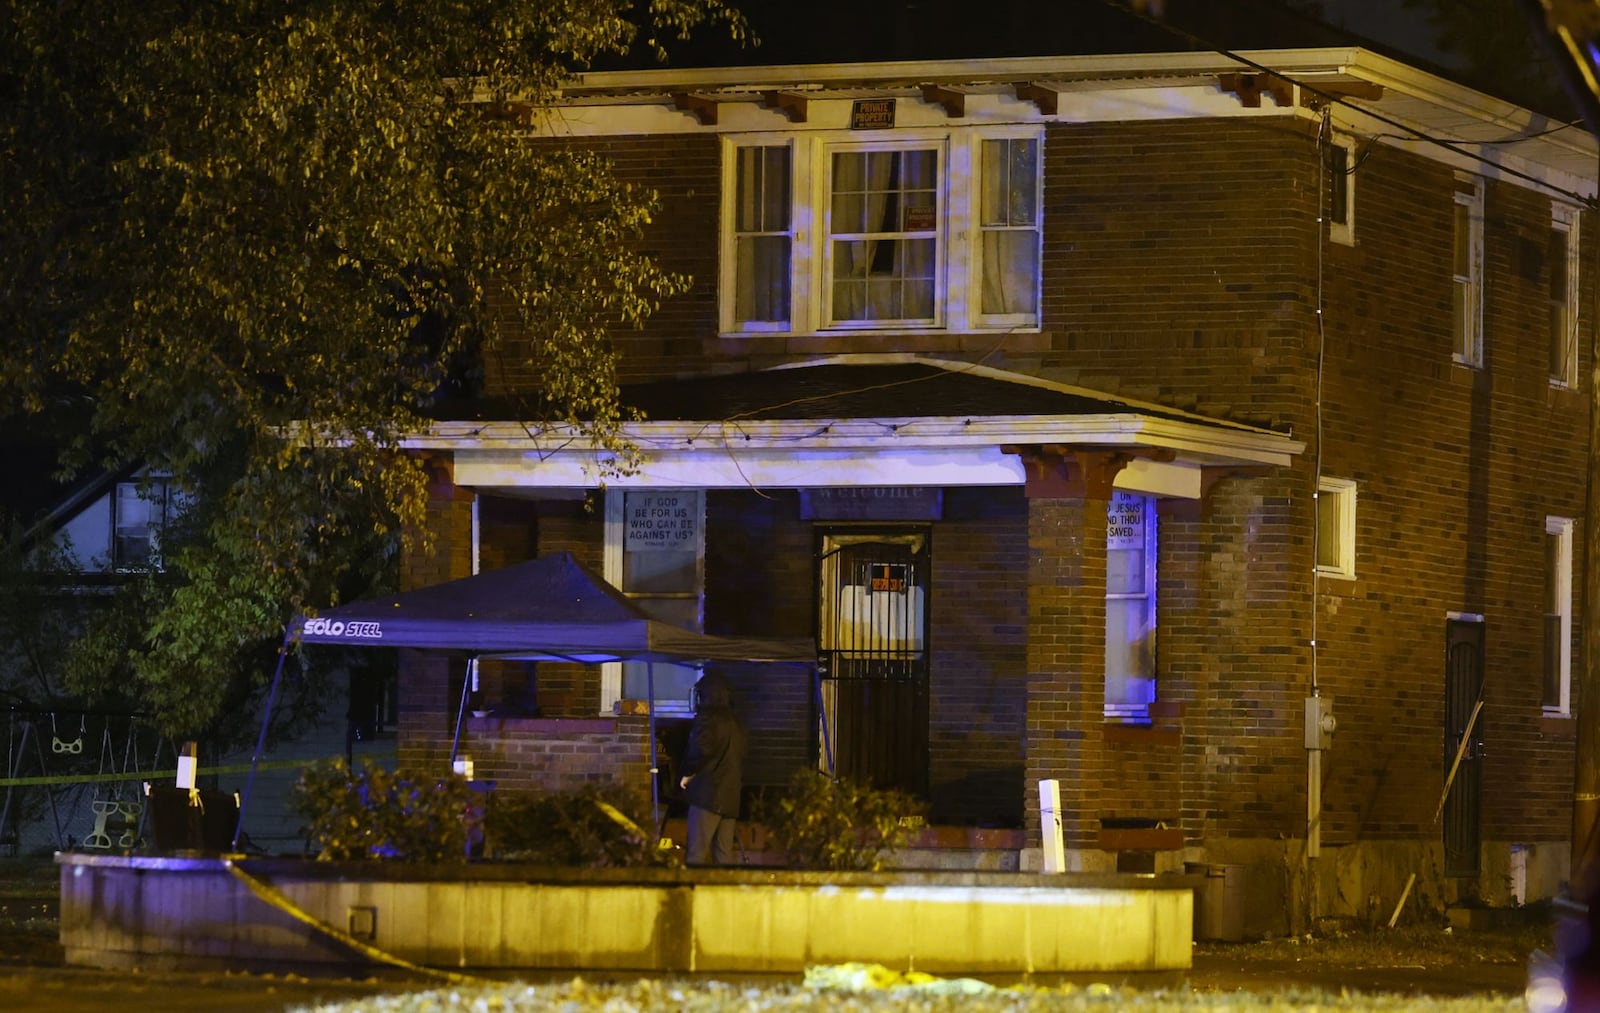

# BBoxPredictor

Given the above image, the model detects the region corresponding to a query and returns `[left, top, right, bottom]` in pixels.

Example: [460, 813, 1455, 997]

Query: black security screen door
[816, 531, 929, 796]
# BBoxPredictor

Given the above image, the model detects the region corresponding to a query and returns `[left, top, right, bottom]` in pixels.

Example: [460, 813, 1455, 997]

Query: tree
[1400, 0, 1577, 118]
[0, 1, 746, 738]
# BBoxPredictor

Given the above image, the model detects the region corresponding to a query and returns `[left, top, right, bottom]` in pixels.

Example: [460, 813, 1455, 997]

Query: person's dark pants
[686, 805, 738, 865]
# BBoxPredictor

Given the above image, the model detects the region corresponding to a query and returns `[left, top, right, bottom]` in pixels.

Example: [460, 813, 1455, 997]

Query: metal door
[1443, 618, 1485, 877]
[816, 531, 929, 796]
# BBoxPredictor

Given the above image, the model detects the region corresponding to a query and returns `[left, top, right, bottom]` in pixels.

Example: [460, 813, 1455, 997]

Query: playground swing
[82, 717, 147, 851]
[51, 713, 84, 755]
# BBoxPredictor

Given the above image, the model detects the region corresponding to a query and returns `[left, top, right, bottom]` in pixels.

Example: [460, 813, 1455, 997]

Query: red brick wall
[928, 486, 1028, 826]
[404, 107, 1590, 860]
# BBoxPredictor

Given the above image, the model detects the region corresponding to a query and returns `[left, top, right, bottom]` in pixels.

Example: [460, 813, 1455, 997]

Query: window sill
[1315, 567, 1356, 582]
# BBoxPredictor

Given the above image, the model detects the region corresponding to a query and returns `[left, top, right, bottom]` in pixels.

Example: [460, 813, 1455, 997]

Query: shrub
[486, 782, 674, 867]
[291, 757, 474, 863]
[758, 768, 925, 871]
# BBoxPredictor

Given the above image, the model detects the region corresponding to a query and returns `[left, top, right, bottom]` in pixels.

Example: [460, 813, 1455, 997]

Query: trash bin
[1186, 862, 1247, 941]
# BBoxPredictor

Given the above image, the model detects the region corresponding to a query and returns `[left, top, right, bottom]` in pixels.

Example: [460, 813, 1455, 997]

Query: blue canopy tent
[238, 553, 816, 847]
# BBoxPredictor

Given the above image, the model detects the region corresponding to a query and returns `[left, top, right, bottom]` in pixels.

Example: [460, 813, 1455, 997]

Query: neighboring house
[390, 41, 1595, 934]
[2, 470, 391, 855]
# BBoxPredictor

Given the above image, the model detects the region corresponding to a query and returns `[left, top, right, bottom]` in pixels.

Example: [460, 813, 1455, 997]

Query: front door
[1443, 617, 1485, 878]
[816, 530, 929, 796]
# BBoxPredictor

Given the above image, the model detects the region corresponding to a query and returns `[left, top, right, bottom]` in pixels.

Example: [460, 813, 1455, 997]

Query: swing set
[0, 709, 170, 855]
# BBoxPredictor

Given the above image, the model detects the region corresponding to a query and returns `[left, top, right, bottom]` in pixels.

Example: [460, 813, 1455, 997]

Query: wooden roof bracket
[1217, 71, 1293, 109]
[1013, 82, 1059, 116]
[762, 91, 808, 122]
[920, 84, 966, 118]
[671, 92, 718, 125]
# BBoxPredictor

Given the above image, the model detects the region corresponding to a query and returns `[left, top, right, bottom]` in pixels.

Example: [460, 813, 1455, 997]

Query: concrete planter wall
[59, 853, 1195, 976]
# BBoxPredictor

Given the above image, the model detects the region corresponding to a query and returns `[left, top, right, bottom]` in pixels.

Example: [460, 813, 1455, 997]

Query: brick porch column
[397, 452, 476, 770]
[1017, 448, 1126, 859]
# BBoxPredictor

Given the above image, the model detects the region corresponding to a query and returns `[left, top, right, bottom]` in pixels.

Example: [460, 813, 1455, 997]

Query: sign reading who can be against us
[625, 492, 699, 551]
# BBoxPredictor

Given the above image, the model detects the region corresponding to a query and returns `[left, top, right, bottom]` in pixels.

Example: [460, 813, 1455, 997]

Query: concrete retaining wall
[58, 853, 1194, 975]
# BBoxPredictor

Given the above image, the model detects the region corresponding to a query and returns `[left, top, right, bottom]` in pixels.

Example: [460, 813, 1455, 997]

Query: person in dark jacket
[678, 672, 746, 865]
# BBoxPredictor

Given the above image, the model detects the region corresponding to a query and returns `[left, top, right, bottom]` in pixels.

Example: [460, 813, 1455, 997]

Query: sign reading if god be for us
[624, 492, 699, 552]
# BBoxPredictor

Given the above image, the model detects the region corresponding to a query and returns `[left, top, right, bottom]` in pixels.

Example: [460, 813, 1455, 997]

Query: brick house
[393, 45, 1596, 933]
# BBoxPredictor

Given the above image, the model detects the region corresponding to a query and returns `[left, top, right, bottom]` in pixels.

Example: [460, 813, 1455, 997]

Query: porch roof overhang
[409, 358, 1304, 500]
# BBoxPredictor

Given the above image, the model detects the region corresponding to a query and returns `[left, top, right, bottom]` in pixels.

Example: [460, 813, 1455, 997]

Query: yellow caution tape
[0, 752, 396, 788]
[225, 862, 489, 986]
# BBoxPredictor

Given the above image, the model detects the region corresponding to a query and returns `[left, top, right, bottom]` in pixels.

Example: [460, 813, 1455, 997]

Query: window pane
[1106, 547, 1145, 595]
[982, 139, 1038, 226]
[736, 235, 791, 323]
[1552, 302, 1571, 378]
[981, 231, 1038, 314]
[1316, 493, 1341, 569]
[1453, 203, 1470, 277]
[1326, 144, 1349, 226]
[1547, 531, 1562, 612]
[1550, 229, 1569, 300]
[1544, 614, 1562, 708]
[114, 483, 159, 567]
[1452, 283, 1470, 357]
[736, 146, 790, 232]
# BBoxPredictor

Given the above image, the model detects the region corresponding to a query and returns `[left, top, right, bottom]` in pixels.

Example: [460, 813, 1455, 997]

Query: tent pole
[646, 661, 660, 837]
[449, 658, 476, 768]
[236, 625, 294, 851]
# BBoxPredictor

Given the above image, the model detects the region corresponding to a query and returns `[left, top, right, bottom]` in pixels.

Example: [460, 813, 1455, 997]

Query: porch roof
[415, 356, 1304, 499]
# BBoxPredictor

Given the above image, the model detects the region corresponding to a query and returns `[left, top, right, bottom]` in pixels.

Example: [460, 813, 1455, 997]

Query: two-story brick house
[390, 44, 1597, 933]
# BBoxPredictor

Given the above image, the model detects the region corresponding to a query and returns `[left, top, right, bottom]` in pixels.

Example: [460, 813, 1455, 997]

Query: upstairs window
[722, 128, 1042, 335]
[1545, 516, 1574, 715]
[979, 137, 1041, 318]
[732, 144, 792, 329]
[1550, 205, 1579, 388]
[114, 479, 182, 570]
[1325, 135, 1354, 246]
[1316, 477, 1357, 580]
[1452, 177, 1484, 367]
[828, 146, 940, 325]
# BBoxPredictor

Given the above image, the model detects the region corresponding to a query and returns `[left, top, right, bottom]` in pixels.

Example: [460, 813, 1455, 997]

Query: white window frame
[1105, 492, 1157, 722]
[600, 489, 707, 716]
[113, 477, 180, 571]
[719, 126, 1043, 336]
[1453, 176, 1485, 368]
[1551, 204, 1580, 389]
[1545, 515, 1574, 716]
[1326, 133, 1355, 247]
[1315, 477, 1357, 580]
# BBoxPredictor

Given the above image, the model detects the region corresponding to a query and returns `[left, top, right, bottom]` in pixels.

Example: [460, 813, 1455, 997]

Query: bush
[291, 757, 474, 863]
[486, 782, 674, 867]
[758, 768, 925, 871]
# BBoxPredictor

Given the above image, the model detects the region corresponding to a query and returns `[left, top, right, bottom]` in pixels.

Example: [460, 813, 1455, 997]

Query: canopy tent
[240, 553, 816, 848]
[290, 552, 815, 665]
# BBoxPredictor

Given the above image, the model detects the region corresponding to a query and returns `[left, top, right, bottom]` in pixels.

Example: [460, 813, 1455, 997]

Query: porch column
[1018, 448, 1127, 863]
[397, 453, 476, 769]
